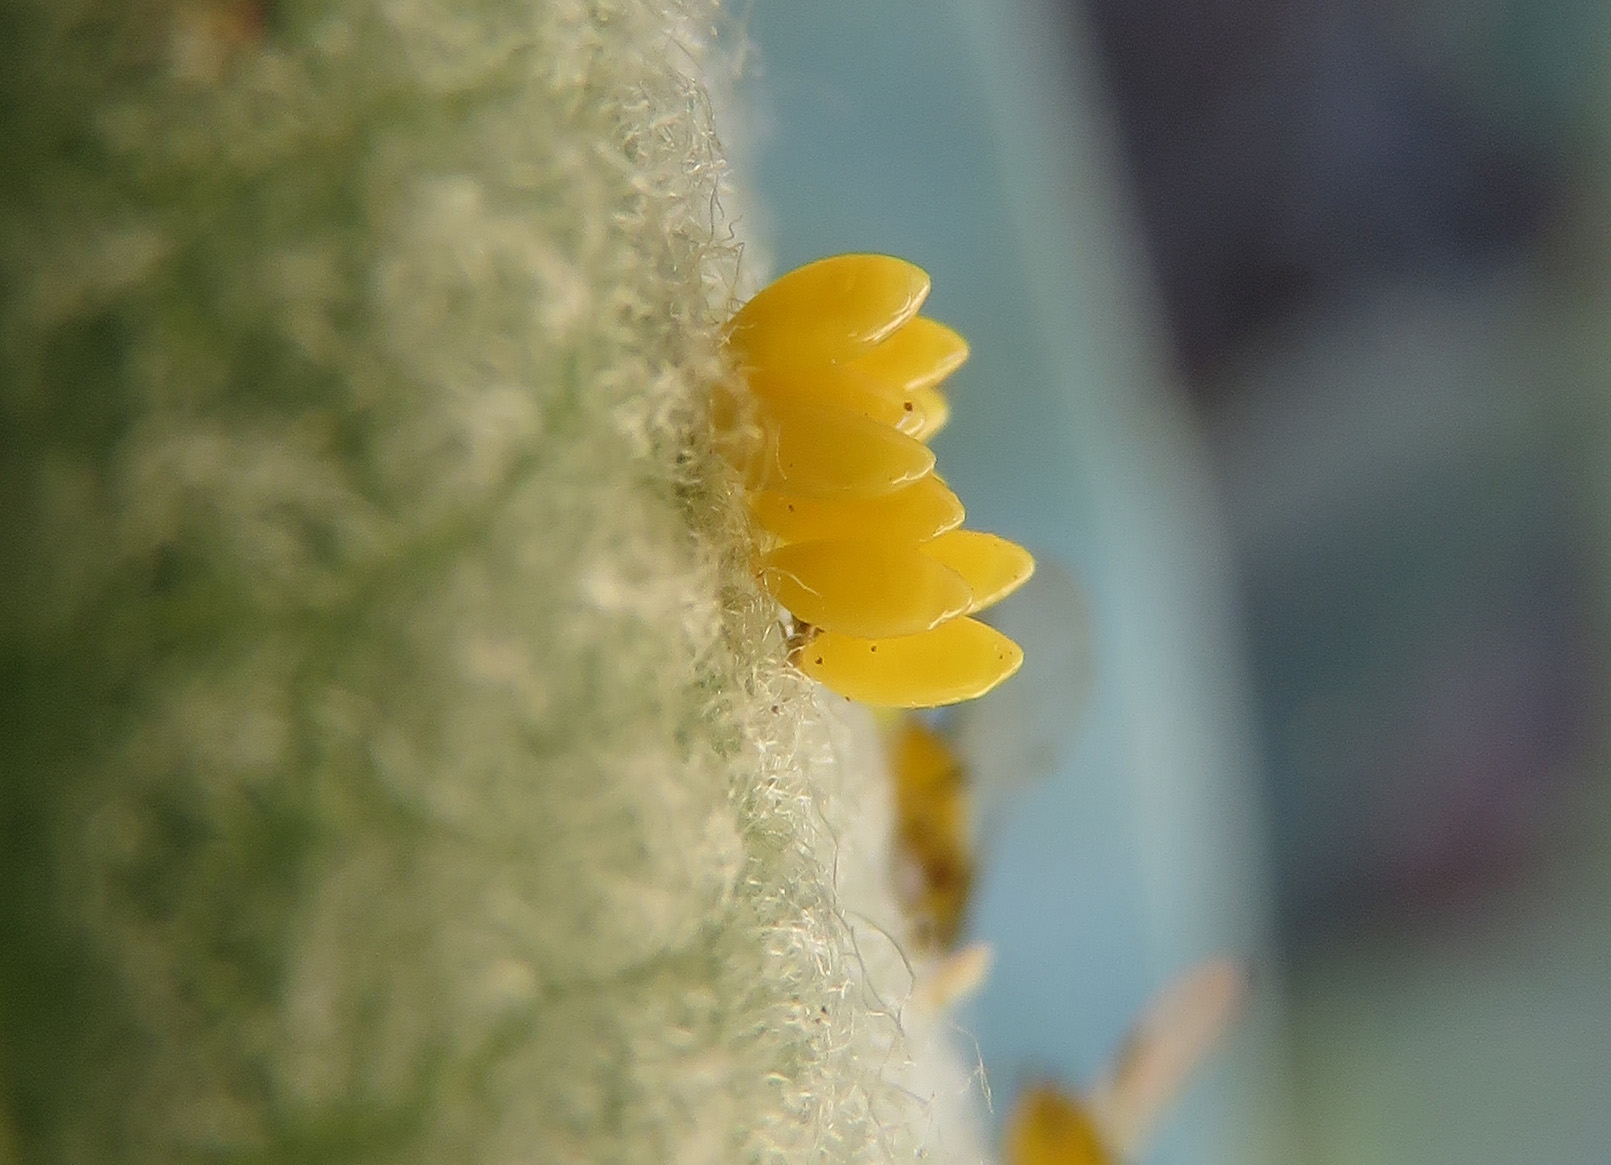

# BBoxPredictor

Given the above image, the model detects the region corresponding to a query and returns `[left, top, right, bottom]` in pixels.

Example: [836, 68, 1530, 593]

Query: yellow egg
[726, 254, 930, 372]
[757, 398, 935, 498]
[749, 474, 965, 545]
[795, 617, 1024, 707]
[745, 361, 918, 432]
[759, 540, 972, 638]
[906, 384, 951, 441]
[846, 316, 970, 394]
[923, 530, 1036, 612]
[889, 718, 974, 949]
[1005, 1087, 1113, 1165]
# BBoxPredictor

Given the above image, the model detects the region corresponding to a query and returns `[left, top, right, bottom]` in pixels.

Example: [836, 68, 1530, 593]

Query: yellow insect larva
[756, 397, 936, 498]
[905, 384, 951, 442]
[1006, 1087, 1113, 1165]
[889, 717, 974, 948]
[844, 316, 971, 394]
[923, 529, 1036, 612]
[758, 540, 973, 639]
[795, 617, 1024, 708]
[749, 474, 965, 545]
[726, 254, 930, 373]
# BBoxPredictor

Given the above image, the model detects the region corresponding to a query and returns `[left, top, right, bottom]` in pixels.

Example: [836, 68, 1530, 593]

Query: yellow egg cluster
[719, 254, 1034, 708]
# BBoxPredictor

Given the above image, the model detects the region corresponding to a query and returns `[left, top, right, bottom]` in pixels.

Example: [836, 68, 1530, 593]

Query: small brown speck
[815, 657, 823, 665]
[869, 645, 877, 652]
[771, 704, 779, 713]
[903, 401, 914, 411]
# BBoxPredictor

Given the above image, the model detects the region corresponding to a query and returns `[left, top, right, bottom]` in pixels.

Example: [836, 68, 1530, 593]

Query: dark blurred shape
[1071, 0, 1602, 951]
[1245, 448, 1597, 940]
[1075, 0, 1561, 390]
[1209, 278, 1608, 950]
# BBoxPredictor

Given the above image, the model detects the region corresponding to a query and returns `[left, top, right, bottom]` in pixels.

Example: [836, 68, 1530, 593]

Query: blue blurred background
[738, 2, 1611, 1162]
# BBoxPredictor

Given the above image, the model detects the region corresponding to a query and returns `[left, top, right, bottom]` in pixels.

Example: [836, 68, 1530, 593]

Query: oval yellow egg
[759, 540, 972, 638]
[1005, 1087, 1113, 1165]
[746, 362, 916, 431]
[889, 718, 974, 949]
[750, 475, 965, 545]
[727, 254, 930, 372]
[923, 529, 1035, 612]
[795, 617, 1024, 708]
[759, 399, 935, 498]
[846, 316, 970, 394]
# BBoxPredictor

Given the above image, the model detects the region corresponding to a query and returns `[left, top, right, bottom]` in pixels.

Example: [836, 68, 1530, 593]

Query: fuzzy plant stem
[0, 3, 976, 1161]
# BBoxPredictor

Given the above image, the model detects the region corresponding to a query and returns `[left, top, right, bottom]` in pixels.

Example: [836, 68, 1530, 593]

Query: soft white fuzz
[0, 2, 987, 1161]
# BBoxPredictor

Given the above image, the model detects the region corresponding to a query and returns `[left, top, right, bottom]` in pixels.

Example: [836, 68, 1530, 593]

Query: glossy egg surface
[759, 540, 972, 638]
[749, 475, 965, 545]
[796, 617, 1024, 708]
[923, 529, 1036, 612]
[726, 254, 930, 371]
